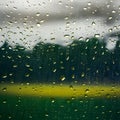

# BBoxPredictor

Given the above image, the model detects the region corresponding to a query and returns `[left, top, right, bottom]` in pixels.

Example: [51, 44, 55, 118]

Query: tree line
[0, 37, 120, 83]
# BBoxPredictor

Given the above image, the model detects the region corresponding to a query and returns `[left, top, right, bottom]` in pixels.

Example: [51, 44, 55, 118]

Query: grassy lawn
[0, 84, 120, 120]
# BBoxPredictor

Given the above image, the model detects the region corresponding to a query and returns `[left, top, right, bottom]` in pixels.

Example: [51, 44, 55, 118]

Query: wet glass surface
[0, 0, 120, 120]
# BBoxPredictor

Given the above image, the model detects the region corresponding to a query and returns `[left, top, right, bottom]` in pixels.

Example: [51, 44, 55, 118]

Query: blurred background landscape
[0, 36, 120, 83]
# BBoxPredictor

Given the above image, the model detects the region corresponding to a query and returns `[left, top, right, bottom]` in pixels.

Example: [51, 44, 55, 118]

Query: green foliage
[0, 38, 120, 83]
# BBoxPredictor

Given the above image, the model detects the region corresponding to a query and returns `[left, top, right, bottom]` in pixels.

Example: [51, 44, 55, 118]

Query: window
[0, 0, 120, 120]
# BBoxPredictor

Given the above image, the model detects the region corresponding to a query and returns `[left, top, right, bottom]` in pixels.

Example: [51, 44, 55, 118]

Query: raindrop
[81, 73, 85, 77]
[2, 75, 7, 79]
[74, 109, 78, 112]
[88, 2, 91, 6]
[2, 87, 7, 92]
[108, 16, 113, 20]
[71, 67, 75, 71]
[95, 106, 98, 109]
[46, 13, 50, 17]
[82, 115, 86, 118]
[53, 69, 56, 73]
[45, 114, 49, 117]
[83, 7, 87, 11]
[69, 85, 73, 89]
[94, 34, 100, 38]
[66, 22, 70, 26]
[92, 56, 95, 60]
[0, 27, 2, 31]
[26, 82, 30, 85]
[13, 65, 18, 68]
[7, 116, 12, 120]
[51, 38, 55, 41]
[60, 105, 64, 108]
[78, 37, 83, 41]
[71, 75, 75, 79]
[25, 64, 30, 67]
[96, 116, 99, 119]
[60, 76, 66, 81]
[108, 28, 113, 32]
[102, 111, 105, 114]
[92, 22, 96, 26]
[112, 10, 116, 13]
[36, 12, 40, 17]
[40, 20, 45, 23]
[85, 89, 90, 93]
[64, 16, 69, 20]
[109, 110, 112, 113]
[64, 34, 70, 38]
[58, 1, 62, 5]
[51, 98, 55, 103]
[37, 22, 41, 27]
[25, 74, 30, 77]
[71, 36, 74, 39]
[18, 99, 21, 103]
[3, 100, 7, 104]
[117, 111, 120, 114]
[29, 115, 32, 119]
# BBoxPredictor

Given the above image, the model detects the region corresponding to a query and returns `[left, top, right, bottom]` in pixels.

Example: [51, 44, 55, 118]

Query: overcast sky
[0, 0, 120, 50]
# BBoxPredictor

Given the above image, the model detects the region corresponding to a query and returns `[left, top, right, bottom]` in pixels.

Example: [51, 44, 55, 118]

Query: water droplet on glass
[8, 116, 12, 119]
[88, 2, 91, 6]
[64, 34, 70, 38]
[81, 73, 85, 77]
[46, 13, 50, 17]
[36, 12, 40, 17]
[2, 87, 7, 92]
[85, 89, 90, 93]
[60, 76, 66, 81]
[69, 85, 73, 89]
[112, 10, 116, 13]
[37, 22, 41, 27]
[58, 1, 62, 5]
[25, 74, 30, 77]
[64, 17, 69, 20]
[51, 98, 55, 103]
[108, 16, 113, 20]
[13, 65, 18, 68]
[2, 75, 7, 79]
[78, 37, 83, 41]
[51, 38, 55, 41]
[74, 109, 78, 112]
[53, 69, 56, 73]
[0, 27, 2, 31]
[3, 100, 7, 104]
[29, 115, 32, 119]
[40, 20, 45, 23]
[45, 114, 49, 117]
[25, 64, 30, 68]
[83, 7, 87, 11]
[92, 22, 96, 26]
[94, 34, 100, 38]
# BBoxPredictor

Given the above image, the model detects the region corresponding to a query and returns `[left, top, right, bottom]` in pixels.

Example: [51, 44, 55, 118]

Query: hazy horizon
[0, 0, 120, 50]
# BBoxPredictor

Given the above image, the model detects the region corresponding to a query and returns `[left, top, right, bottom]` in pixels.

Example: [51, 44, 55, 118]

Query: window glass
[0, 0, 120, 120]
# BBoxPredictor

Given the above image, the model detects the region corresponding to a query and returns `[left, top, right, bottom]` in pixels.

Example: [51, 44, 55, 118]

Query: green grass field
[0, 84, 120, 120]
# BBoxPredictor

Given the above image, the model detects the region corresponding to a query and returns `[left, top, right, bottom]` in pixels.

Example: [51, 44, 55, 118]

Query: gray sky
[0, 0, 120, 50]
